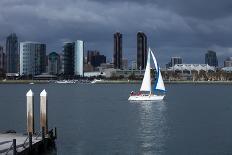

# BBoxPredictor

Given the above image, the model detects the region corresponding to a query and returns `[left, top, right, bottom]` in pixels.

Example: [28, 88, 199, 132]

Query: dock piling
[29, 132, 32, 152]
[26, 89, 34, 134]
[42, 127, 45, 142]
[40, 89, 48, 134]
[13, 139, 17, 155]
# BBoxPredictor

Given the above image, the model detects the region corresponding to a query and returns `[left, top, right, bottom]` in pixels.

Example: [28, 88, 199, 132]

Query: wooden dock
[0, 89, 57, 155]
[0, 130, 56, 155]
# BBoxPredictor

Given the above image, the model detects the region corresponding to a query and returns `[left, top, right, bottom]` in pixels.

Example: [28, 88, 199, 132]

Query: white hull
[91, 79, 102, 84]
[55, 80, 75, 84]
[128, 94, 164, 101]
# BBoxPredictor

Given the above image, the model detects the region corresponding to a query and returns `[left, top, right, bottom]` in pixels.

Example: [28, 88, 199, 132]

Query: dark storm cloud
[0, 0, 232, 65]
[91, 0, 232, 19]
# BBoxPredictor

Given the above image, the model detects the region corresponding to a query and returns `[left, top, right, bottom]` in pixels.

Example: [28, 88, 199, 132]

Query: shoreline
[92, 80, 232, 84]
[1, 80, 232, 84]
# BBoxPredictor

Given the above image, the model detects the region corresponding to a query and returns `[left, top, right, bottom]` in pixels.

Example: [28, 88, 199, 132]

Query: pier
[0, 89, 57, 155]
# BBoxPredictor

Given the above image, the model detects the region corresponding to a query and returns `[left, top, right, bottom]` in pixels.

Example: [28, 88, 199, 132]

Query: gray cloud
[0, 0, 232, 66]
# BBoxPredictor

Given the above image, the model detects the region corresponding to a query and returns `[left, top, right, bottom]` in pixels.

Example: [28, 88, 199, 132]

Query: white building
[74, 40, 84, 76]
[20, 42, 46, 75]
[168, 64, 215, 74]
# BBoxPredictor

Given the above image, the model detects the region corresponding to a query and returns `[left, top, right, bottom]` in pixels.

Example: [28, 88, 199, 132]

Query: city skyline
[0, 0, 231, 66]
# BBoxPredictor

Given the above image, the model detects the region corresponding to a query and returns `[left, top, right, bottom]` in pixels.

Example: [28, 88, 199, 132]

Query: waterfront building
[224, 57, 232, 67]
[20, 42, 46, 75]
[84, 64, 94, 72]
[221, 67, 232, 72]
[114, 32, 122, 69]
[87, 50, 99, 64]
[0, 46, 6, 72]
[63, 42, 75, 75]
[171, 57, 182, 67]
[166, 57, 183, 68]
[59, 52, 64, 74]
[87, 50, 106, 68]
[48, 52, 60, 75]
[205, 50, 218, 67]
[99, 63, 114, 69]
[63, 40, 84, 76]
[122, 58, 128, 70]
[131, 61, 137, 70]
[6, 33, 18, 73]
[137, 32, 147, 70]
[91, 54, 106, 68]
[168, 64, 215, 74]
[74, 40, 84, 76]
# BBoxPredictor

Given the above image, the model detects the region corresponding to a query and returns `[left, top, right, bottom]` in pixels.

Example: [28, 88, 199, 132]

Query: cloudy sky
[0, 0, 232, 66]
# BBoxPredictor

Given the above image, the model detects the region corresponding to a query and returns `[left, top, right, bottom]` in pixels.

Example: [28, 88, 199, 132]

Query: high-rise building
[59, 52, 64, 74]
[171, 57, 182, 67]
[114, 32, 122, 69]
[205, 50, 218, 67]
[20, 42, 46, 75]
[48, 52, 60, 75]
[74, 40, 84, 76]
[87, 50, 99, 64]
[63, 41, 84, 76]
[137, 32, 147, 70]
[122, 58, 128, 70]
[0, 46, 6, 72]
[6, 33, 18, 73]
[224, 57, 232, 67]
[91, 55, 106, 68]
[87, 50, 106, 67]
[63, 42, 75, 75]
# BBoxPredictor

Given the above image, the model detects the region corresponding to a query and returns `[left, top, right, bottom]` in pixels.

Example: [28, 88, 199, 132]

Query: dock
[0, 89, 57, 155]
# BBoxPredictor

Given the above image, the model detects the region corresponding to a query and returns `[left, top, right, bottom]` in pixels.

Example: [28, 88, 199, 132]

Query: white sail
[140, 49, 151, 92]
[150, 49, 166, 92]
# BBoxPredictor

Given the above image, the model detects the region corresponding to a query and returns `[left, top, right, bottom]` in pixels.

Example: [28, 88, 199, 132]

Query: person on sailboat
[130, 91, 134, 95]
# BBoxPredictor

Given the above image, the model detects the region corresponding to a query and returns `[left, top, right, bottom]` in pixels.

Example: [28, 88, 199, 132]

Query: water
[1, 83, 232, 154]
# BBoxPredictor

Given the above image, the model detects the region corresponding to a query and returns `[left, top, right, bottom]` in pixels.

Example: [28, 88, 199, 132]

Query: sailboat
[128, 48, 166, 101]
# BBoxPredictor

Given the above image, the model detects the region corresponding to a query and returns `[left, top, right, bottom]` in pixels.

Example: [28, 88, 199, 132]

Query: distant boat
[29, 82, 34, 85]
[55, 80, 75, 84]
[128, 48, 166, 101]
[91, 79, 103, 84]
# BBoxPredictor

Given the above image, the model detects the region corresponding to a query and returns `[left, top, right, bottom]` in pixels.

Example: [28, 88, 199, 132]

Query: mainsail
[140, 49, 151, 92]
[150, 49, 166, 92]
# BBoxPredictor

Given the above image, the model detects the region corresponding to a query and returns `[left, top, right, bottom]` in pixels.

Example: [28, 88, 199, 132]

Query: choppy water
[1, 83, 232, 154]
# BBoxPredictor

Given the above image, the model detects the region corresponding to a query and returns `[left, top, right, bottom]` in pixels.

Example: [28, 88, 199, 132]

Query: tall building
[63, 42, 75, 75]
[6, 33, 18, 73]
[0, 46, 6, 72]
[114, 32, 122, 69]
[205, 50, 218, 67]
[74, 40, 84, 76]
[122, 58, 128, 70]
[87, 50, 106, 67]
[87, 50, 99, 64]
[48, 52, 60, 75]
[171, 57, 182, 67]
[137, 32, 147, 70]
[58, 52, 64, 74]
[20, 42, 46, 75]
[224, 57, 232, 67]
[63, 40, 84, 76]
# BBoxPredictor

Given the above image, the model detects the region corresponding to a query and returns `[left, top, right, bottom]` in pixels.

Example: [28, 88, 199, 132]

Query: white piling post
[26, 89, 34, 134]
[40, 89, 48, 134]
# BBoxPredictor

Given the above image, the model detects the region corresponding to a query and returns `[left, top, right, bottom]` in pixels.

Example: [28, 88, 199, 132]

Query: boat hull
[128, 94, 164, 101]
